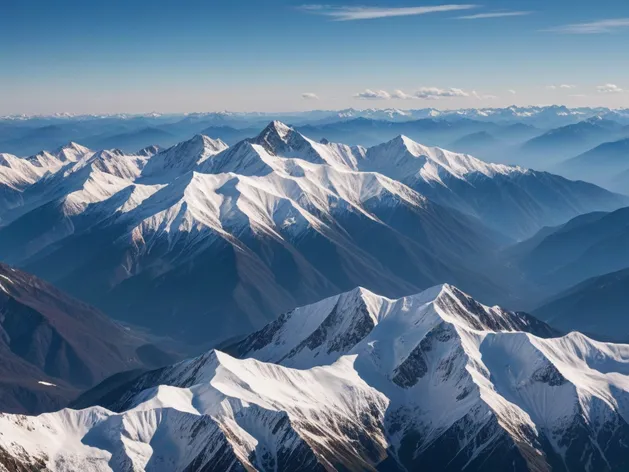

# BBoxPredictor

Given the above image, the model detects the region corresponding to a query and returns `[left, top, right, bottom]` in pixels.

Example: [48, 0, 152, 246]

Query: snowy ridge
[141, 134, 228, 180]
[361, 134, 525, 186]
[4, 285, 629, 470]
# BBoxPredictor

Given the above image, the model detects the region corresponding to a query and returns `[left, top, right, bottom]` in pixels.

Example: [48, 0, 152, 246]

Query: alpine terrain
[3, 285, 629, 471]
[0, 122, 625, 345]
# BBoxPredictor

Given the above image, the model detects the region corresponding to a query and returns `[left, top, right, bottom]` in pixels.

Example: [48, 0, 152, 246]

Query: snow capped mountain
[357, 134, 627, 239]
[5, 284, 629, 471]
[141, 134, 228, 181]
[249, 120, 362, 170]
[53, 141, 92, 163]
[0, 121, 625, 345]
[137, 144, 161, 157]
[361, 134, 521, 184]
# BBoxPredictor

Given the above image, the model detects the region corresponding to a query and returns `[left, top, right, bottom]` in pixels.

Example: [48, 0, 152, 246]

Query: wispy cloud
[300, 4, 477, 21]
[456, 11, 532, 20]
[472, 90, 498, 100]
[354, 89, 391, 100]
[301, 92, 319, 100]
[546, 18, 629, 34]
[508, 89, 517, 95]
[597, 84, 624, 93]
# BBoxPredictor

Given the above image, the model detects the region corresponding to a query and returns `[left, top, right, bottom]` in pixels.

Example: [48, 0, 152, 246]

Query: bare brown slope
[0, 262, 176, 413]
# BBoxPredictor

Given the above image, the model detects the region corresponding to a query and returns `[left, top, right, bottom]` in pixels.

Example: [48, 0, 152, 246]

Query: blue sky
[2, 0, 629, 114]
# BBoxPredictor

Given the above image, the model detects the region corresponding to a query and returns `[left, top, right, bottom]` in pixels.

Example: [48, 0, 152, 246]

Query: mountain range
[3, 285, 629, 471]
[556, 137, 629, 191]
[2, 107, 629, 161]
[517, 117, 629, 169]
[533, 268, 629, 342]
[505, 207, 629, 299]
[0, 121, 626, 347]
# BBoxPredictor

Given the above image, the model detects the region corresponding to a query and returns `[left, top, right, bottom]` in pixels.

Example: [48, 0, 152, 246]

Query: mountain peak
[137, 144, 161, 157]
[231, 283, 557, 371]
[53, 141, 92, 162]
[140, 134, 228, 180]
[255, 121, 294, 147]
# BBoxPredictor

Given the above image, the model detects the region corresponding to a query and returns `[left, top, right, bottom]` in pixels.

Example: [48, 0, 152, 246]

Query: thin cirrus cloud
[301, 92, 319, 100]
[472, 90, 498, 100]
[546, 18, 629, 34]
[597, 84, 624, 93]
[456, 11, 532, 20]
[355, 87, 474, 100]
[299, 4, 477, 21]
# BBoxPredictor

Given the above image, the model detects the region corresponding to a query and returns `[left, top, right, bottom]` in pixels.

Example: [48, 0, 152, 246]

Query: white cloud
[354, 89, 392, 100]
[597, 84, 624, 93]
[299, 4, 477, 21]
[414, 87, 469, 99]
[508, 89, 517, 95]
[355, 87, 478, 101]
[391, 89, 414, 100]
[456, 11, 532, 20]
[546, 18, 629, 34]
[301, 92, 319, 100]
[546, 84, 576, 90]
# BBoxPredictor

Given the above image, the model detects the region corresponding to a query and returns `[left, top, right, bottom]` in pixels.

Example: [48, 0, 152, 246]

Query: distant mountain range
[556, 137, 629, 192]
[505, 207, 629, 301]
[2, 106, 629, 158]
[534, 268, 629, 342]
[0, 262, 176, 414]
[517, 117, 629, 169]
[5, 285, 629, 471]
[1, 122, 626, 347]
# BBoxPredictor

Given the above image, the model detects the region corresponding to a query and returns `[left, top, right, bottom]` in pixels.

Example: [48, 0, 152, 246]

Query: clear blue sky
[2, 0, 629, 114]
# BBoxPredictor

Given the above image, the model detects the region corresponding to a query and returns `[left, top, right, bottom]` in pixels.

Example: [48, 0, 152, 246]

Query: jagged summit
[137, 144, 161, 157]
[232, 283, 557, 370]
[252, 120, 307, 154]
[140, 133, 228, 179]
[54, 141, 92, 162]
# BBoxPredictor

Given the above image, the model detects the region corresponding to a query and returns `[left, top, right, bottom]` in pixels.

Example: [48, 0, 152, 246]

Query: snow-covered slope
[5, 285, 629, 471]
[359, 135, 628, 239]
[141, 134, 228, 181]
